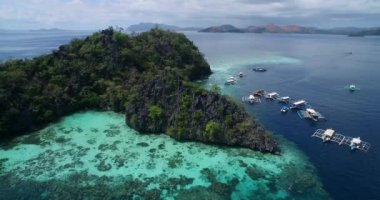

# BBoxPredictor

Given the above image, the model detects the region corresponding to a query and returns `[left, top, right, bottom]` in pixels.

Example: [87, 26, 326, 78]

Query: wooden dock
[312, 129, 371, 152]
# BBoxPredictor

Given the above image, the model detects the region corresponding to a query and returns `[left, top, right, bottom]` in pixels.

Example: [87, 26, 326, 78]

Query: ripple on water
[0, 111, 329, 199]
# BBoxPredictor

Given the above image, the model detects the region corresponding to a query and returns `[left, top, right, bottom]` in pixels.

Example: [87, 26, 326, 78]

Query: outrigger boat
[248, 95, 259, 104]
[278, 96, 291, 103]
[225, 77, 236, 85]
[265, 92, 280, 100]
[298, 108, 324, 121]
[290, 100, 307, 109]
[242, 94, 261, 104]
[312, 129, 371, 152]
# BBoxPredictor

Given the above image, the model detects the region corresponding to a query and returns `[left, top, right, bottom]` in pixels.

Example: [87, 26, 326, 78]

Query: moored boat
[290, 100, 307, 109]
[253, 67, 267, 72]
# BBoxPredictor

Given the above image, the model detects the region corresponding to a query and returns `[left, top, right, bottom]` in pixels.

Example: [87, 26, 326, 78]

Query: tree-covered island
[0, 28, 278, 153]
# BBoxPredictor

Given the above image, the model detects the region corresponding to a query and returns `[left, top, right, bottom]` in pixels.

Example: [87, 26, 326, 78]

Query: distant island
[0, 28, 278, 153]
[199, 24, 380, 36]
[126, 22, 202, 32]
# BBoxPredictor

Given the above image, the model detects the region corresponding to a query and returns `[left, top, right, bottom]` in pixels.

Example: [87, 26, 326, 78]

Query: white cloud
[0, 0, 379, 29]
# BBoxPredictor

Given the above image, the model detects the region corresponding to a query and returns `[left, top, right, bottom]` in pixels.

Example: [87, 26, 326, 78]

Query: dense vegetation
[0, 28, 278, 153]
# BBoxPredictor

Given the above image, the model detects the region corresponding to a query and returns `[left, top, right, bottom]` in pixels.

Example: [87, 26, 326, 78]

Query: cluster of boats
[243, 90, 324, 122]
[224, 72, 245, 85]
[225, 67, 267, 85]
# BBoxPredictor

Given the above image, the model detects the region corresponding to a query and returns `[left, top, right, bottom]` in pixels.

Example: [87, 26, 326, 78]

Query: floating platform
[312, 129, 370, 152]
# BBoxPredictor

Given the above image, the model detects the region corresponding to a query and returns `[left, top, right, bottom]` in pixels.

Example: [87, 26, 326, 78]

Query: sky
[1, 0, 380, 30]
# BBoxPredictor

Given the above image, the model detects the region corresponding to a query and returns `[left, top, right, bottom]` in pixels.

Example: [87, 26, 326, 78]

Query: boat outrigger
[290, 100, 307, 109]
[312, 129, 371, 152]
[265, 92, 280, 100]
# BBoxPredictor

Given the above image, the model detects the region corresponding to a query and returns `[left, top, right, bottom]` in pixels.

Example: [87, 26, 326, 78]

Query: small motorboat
[225, 79, 236, 85]
[238, 72, 244, 77]
[345, 84, 360, 91]
[280, 106, 290, 113]
[253, 67, 267, 72]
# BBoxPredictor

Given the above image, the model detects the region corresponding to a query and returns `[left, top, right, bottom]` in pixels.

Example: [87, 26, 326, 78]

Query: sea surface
[0, 29, 379, 199]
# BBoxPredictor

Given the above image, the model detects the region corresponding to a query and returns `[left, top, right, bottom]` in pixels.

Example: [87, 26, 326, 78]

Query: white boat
[344, 84, 360, 91]
[265, 92, 280, 100]
[225, 77, 236, 85]
[290, 100, 307, 109]
[278, 96, 291, 103]
[239, 72, 244, 77]
[306, 108, 319, 121]
[280, 106, 289, 113]
[248, 95, 257, 103]
[350, 137, 362, 150]
[321, 129, 335, 142]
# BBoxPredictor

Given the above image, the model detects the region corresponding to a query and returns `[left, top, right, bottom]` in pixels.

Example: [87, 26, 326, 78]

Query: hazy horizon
[1, 0, 380, 30]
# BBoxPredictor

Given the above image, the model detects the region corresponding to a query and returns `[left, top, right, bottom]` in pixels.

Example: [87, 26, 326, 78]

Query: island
[0, 28, 278, 153]
[199, 24, 380, 36]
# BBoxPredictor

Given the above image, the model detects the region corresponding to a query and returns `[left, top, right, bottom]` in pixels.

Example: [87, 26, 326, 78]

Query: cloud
[0, 0, 379, 29]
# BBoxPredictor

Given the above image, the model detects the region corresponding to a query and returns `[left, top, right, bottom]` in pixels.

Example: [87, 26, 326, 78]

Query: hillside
[0, 28, 278, 153]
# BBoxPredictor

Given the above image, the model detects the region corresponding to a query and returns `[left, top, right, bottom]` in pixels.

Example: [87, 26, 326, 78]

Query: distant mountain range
[126, 23, 202, 32]
[199, 24, 380, 36]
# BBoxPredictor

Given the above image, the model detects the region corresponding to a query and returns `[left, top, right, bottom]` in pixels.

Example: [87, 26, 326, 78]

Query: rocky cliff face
[125, 73, 279, 153]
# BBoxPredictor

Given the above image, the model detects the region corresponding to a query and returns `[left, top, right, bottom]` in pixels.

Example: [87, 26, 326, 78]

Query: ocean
[0, 29, 379, 199]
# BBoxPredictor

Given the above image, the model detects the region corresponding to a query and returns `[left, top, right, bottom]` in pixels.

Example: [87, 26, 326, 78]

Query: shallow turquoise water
[0, 111, 328, 199]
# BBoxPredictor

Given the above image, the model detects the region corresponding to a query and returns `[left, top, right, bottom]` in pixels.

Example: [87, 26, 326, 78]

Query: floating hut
[312, 129, 370, 152]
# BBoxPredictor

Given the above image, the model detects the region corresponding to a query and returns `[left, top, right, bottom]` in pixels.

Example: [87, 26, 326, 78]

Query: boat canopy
[293, 100, 306, 106]
[267, 92, 279, 97]
[306, 108, 317, 115]
[280, 96, 290, 100]
[249, 95, 255, 100]
[323, 129, 335, 137]
[352, 137, 362, 144]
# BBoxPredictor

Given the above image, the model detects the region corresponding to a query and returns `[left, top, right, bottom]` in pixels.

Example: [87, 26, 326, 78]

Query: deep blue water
[0, 30, 92, 60]
[184, 32, 380, 200]
[1, 30, 379, 199]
